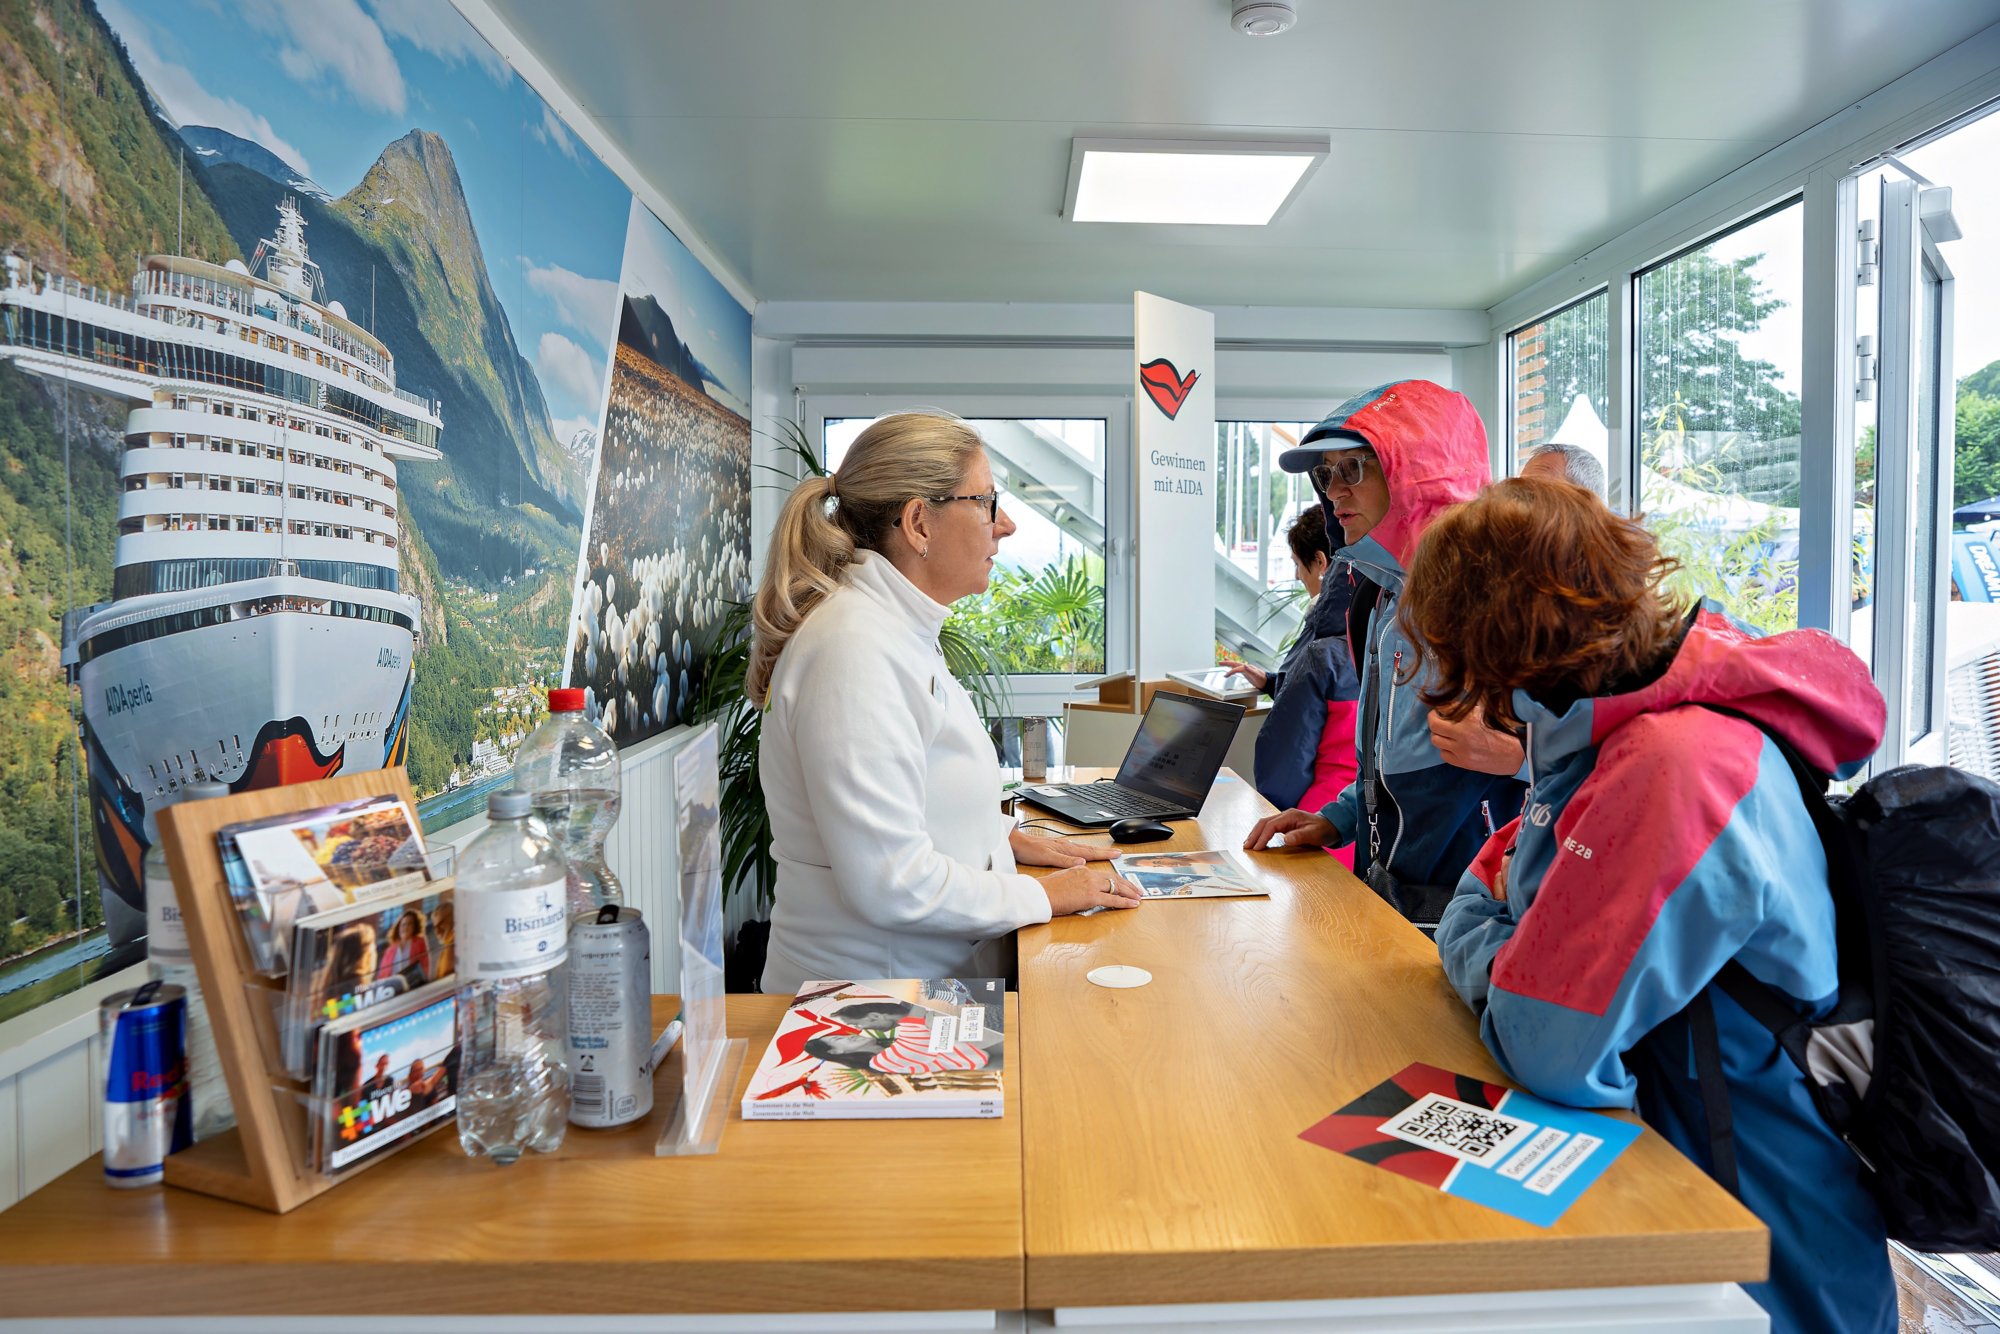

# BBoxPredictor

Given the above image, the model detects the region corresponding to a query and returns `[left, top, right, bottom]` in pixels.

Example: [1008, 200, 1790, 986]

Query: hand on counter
[1041, 864, 1143, 917]
[1243, 808, 1339, 851]
[1010, 825, 1120, 869]
[1222, 657, 1268, 691]
[1427, 705, 1525, 776]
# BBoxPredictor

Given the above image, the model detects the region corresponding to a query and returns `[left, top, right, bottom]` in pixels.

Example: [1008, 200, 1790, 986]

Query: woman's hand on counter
[1041, 864, 1144, 917]
[1010, 826, 1120, 869]
[1242, 808, 1339, 852]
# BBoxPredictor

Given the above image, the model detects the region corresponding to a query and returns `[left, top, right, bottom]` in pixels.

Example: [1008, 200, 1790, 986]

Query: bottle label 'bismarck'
[458, 877, 570, 978]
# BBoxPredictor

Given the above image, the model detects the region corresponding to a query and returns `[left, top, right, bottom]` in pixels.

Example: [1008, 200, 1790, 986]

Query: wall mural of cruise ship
[0, 199, 441, 947]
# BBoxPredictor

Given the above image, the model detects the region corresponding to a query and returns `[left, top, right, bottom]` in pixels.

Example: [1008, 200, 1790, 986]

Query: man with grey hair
[1520, 442, 1606, 496]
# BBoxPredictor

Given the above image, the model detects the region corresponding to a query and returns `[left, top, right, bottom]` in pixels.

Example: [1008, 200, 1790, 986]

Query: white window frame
[1503, 287, 1612, 483]
[1215, 397, 1338, 662]
[800, 393, 1132, 717]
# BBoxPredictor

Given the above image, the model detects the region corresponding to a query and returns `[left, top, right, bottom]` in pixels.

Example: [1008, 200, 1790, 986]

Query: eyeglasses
[931, 491, 1003, 522]
[1310, 454, 1377, 492]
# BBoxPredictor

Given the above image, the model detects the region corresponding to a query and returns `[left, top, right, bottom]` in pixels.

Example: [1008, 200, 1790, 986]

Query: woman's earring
[921, 546, 930, 560]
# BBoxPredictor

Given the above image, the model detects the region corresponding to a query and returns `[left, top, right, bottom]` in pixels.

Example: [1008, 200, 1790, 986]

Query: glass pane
[1510, 292, 1610, 473]
[1911, 257, 1943, 735]
[822, 417, 1108, 675]
[1215, 421, 1322, 662]
[1851, 173, 1883, 662]
[1637, 202, 1806, 633]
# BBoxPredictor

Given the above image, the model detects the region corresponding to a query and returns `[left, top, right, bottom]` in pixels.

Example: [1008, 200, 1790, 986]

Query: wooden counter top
[0, 995, 1023, 1317]
[1015, 770, 1768, 1309]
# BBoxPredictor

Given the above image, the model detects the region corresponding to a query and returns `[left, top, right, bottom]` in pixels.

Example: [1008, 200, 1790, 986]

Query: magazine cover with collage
[742, 979, 1005, 1120]
[283, 882, 455, 1079]
[219, 796, 426, 973]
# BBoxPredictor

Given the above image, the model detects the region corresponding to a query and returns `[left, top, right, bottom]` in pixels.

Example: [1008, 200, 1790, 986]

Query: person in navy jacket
[1227, 508, 1362, 862]
[1406, 478, 1893, 1334]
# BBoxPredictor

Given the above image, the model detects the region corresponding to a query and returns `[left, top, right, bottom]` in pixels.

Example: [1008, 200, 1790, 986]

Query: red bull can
[99, 981, 192, 1187]
[566, 905, 652, 1128]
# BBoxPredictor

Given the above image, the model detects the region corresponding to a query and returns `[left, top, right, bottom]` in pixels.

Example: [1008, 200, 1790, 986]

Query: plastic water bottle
[512, 686, 622, 915]
[454, 790, 571, 1165]
[144, 780, 234, 1142]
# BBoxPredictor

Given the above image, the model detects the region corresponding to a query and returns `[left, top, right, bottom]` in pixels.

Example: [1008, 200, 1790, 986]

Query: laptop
[1017, 691, 1247, 826]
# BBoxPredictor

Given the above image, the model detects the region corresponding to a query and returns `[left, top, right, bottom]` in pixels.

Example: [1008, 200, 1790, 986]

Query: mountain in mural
[618, 293, 715, 398]
[177, 124, 328, 202]
[195, 133, 584, 577]
[0, 0, 240, 290]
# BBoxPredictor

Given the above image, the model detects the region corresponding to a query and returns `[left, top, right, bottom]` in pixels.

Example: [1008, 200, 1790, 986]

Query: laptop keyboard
[1042, 781, 1183, 818]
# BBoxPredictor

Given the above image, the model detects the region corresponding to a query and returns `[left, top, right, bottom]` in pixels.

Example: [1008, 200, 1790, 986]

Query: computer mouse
[1109, 817, 1174, 844]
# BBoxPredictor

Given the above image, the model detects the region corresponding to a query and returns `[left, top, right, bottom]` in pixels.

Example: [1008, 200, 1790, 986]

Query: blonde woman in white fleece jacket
[750, 413, 1139, 992]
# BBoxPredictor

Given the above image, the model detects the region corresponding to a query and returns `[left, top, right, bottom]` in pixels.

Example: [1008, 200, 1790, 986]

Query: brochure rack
[155, 767, 440, 1213]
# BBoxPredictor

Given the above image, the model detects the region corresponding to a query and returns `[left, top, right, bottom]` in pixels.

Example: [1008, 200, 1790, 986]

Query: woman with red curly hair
[1404, 477, 1892, 1334]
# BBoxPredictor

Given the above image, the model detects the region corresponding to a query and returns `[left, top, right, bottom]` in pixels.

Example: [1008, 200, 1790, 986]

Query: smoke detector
[1233, 1, 1297, 36]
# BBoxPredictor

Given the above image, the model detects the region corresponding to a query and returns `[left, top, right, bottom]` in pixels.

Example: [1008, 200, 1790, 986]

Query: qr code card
[1377, 1091, 1536, 1165]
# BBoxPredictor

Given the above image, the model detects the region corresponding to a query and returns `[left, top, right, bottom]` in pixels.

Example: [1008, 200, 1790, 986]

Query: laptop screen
[1114, 692, 1244, 806]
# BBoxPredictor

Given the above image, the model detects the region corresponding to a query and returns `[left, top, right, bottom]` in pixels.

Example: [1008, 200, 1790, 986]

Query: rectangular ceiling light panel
[1065, 137, 1329, 226]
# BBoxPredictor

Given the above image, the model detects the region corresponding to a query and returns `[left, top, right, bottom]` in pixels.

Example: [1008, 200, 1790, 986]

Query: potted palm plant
[689, 420, 1009, 989]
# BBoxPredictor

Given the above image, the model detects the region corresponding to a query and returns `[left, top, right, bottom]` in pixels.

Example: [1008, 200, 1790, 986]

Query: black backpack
[1687, 706, 2000, 1251]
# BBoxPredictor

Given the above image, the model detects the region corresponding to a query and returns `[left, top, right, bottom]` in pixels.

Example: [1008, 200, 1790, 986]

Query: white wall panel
[17, 1041, 91, 1199]
[0, 1071, 20, 1210]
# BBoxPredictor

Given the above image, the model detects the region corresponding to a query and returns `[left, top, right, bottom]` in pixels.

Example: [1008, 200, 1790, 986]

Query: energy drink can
[566, 905, 652, 1128]
[1021, 716, 1050, 781]
[99, 981, 192, 1187]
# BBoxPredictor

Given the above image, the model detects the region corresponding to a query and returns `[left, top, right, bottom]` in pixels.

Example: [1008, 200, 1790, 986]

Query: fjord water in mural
[566, 202, 752, 746]
[0, 0, 746, 1023]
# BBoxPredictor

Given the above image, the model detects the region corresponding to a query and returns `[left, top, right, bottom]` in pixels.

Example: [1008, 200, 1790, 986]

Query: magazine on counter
[312, 980, 460, 1174]
[742, 979, 1005, 1120]
[219, 795, 426, 974]
[282, 881, 455, 1080]
[1111, 848, 1270, 900]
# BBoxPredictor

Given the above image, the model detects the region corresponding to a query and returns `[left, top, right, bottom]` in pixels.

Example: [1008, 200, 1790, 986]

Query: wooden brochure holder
[156, 767, 435, 1213]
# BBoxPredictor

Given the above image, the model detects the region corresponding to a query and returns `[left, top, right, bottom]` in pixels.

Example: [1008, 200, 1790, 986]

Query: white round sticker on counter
[1087, 965, 1152, 989]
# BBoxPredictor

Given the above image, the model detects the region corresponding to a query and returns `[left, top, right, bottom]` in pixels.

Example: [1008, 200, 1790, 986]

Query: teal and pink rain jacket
[1285, 380, 1526, 890]
[1438, 606, 1895, 1334]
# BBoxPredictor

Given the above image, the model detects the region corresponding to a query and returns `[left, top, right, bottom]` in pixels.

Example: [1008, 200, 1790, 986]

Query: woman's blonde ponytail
[746, 412, 984, 705]
[748, 474, 851, 706]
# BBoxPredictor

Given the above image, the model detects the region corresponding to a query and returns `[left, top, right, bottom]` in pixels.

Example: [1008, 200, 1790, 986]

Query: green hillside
[1958, 356, 2000, 508]
[0, 0, 238, 290]
[0, 363, 117, 956]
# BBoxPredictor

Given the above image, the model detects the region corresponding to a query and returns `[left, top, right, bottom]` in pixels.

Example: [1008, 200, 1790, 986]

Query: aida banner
[1133, 292, 1216, 680]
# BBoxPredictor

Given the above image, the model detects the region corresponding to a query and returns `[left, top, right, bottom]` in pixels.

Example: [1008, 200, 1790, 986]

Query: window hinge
[1857, 219, 1879, 287]
[1856, 334, 1878, 403]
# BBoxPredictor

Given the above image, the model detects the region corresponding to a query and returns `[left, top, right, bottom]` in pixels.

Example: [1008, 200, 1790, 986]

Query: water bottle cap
[489, 790, 534, 819]
[180, 780, 231, 802]
[547, 687, 586, 713]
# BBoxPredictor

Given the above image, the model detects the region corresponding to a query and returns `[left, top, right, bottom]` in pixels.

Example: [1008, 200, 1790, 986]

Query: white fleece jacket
[758, 552, 1051, 992]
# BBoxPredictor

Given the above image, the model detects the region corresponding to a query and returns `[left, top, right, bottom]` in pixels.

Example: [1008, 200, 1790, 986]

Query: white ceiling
[491, 0, 2000, 311]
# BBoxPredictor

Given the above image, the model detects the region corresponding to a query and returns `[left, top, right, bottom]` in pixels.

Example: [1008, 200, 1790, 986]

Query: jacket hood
[1516, 605, 1884, 780]
[1284, 380, 1492, 574]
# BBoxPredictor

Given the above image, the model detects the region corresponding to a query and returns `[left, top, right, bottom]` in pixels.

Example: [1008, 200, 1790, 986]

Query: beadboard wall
[0, 726, 700, 1212]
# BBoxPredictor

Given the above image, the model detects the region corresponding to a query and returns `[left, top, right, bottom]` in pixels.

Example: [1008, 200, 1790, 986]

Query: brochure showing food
[219, 795, 425, 974]
[742, 980, 1005, 1120]
[312, 981, 460, 1174]
[1299, 1063, 1641, 1227]
[1111, 848, 1270, 899]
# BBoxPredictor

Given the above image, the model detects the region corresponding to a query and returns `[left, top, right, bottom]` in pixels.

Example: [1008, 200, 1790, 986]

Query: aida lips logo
[1139, 358, 1200, 420]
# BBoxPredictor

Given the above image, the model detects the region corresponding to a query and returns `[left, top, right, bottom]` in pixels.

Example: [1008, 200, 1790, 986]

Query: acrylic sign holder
[155, 767, 438, 1213]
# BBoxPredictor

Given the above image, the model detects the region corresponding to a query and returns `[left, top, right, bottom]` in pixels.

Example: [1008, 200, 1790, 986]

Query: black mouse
[1108, 817, 1174, 844]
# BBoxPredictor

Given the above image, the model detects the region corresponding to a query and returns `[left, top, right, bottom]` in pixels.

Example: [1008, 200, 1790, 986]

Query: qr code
[1378, 1092, 1535, 1165]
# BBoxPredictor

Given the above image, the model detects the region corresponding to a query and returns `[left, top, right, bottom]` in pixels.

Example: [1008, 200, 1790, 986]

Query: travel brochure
[1111, 848, 1270, 900]
[1300, 1063, 1640, 1227]
[312, 981, 461, 1174]
[219, 795, 427, 974]
[282, 881, 456, 1080]
[742, 980, 1005, 1120]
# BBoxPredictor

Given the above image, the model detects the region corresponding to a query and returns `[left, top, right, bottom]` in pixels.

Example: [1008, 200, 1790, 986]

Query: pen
[645, 1016, 684, 1076]
[1481, 800, 1496, 838]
